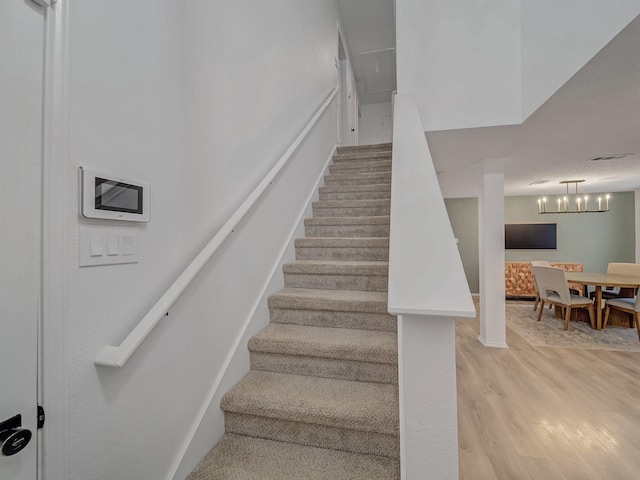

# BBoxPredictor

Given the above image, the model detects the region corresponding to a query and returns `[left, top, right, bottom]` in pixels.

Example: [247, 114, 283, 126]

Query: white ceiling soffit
[359, 48, 397, 94]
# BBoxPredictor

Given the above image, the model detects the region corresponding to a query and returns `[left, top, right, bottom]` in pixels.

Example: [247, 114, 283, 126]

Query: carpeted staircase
[187, 143, 400, 480]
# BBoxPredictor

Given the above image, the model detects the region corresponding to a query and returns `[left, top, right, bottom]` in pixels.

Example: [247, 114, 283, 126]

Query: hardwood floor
[456, 312, 640, 480]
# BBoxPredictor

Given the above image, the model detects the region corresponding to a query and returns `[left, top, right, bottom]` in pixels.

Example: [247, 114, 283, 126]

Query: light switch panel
[80, 226, 139, 267]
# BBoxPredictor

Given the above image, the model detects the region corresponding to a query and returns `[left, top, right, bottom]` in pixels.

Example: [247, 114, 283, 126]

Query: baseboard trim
[477, 335, 509, 349]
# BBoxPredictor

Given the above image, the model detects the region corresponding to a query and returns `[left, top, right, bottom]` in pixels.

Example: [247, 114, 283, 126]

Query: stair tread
[319, 183, 391, 193]
[330, 159, 391, 170]
[295, 237, 389, 247]
[304, 215, 390, 226]
[269, 288, 389, 313]
[313, 198, 390, 208]
[333, 152, 392, 161]
[325, 171, 391, 180]
[187, 434, 399, 480]
[336, 142, 392, 153]
[221, 371, 399, 435]
[249, 324, 397, 364]
[284, 259, 388, 273]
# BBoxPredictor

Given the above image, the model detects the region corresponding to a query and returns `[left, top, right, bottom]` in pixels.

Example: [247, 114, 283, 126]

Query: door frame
[40, 1, 70, 479]
[336, 23, 351, 147]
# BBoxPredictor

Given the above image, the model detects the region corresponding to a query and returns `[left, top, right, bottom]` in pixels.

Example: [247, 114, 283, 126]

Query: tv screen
[505, 223, 557, 249]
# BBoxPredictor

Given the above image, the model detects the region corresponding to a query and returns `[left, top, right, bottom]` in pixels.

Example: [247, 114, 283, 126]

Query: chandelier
[537, 180, 610, 214]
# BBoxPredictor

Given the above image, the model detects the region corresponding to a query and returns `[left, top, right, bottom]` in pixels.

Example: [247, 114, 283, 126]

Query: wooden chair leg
[564, 306, 572, 331]
[537, 300, 545, 322]
[534, 295, 539, 311]
[603, 305, 610, 329]
[588, 305, 595, 330]
[635, 313, 640, 341]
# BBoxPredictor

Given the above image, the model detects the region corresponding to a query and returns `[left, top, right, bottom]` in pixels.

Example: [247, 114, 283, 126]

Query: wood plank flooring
[456, 308, 640, 480]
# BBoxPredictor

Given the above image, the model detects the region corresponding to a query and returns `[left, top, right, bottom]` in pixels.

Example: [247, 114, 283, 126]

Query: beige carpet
[187, 143, 398, 479]
[506, 303, 640, 352]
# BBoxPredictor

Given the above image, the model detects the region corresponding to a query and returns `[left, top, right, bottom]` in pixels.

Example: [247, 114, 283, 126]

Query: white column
[478, 159, 508, 348]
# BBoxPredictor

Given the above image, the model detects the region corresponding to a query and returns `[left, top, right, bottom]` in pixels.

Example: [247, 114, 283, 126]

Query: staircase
[187, 143, 399, 480]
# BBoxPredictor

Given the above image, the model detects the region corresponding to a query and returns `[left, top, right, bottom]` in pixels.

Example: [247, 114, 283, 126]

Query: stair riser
[312, 205, 390, 217]
[250, 353, 398, 384]
[284, 273, 387, 292]
[329, 164, 391, 175]
[319, 191, 390, 201]
[224, 412, 400, 459]
[296, 247, 388, 261]
[333, 152, 392, 162]
[324, 174, 391, 186]
[305, 224, 390, 238]
[269, 308, 397, 332]
[336, 144, 391, 154]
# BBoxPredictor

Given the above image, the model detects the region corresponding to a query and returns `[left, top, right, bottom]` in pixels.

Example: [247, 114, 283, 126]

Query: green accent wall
[444, 198, 479, 294]
[445, 193, 636, 294]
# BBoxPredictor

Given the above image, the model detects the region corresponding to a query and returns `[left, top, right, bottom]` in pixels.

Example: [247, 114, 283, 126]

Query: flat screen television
[505, 223, 557, 250]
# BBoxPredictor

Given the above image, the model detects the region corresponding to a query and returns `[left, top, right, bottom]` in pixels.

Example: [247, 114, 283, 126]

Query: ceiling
[336, 0, 396, 105]
[337, 2, 640, 199]
[429, 14, 640, 199]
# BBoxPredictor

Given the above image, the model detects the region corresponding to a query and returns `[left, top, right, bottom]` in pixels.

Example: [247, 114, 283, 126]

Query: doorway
[0, 1, 47, 478]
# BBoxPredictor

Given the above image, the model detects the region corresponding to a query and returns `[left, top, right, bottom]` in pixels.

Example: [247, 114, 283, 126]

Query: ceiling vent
[588, 154, 633, 162]
[529, 180, 549, 185]
[359, 48, 397, 94]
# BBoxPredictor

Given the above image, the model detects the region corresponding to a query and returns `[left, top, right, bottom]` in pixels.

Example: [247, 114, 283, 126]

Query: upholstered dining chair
[603, 295, 640, 339]
[531, 265, 595, 331]
[530, 260, 550, 311]
[588, 262, 638, 302]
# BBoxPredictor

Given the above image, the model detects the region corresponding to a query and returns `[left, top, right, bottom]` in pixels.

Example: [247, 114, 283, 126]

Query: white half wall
[63, 1, 343, 479]
[359, 102, 393, 145]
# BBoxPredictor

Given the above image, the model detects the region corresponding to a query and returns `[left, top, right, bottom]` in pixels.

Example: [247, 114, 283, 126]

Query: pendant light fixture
[537, 180, 610, 214]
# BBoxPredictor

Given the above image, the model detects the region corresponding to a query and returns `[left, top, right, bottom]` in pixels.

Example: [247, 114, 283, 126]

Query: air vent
[529, 180, 549, 185]
[588, 154, 633, 162]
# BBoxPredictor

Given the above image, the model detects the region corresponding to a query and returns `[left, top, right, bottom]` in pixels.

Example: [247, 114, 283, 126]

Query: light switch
[122, 234, 134, 256]
[90, 235, 103, 257]
[107, 234, 119, 256]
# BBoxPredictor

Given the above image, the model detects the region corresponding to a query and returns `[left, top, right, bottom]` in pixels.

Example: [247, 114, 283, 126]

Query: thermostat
[79, 167, 150, 222]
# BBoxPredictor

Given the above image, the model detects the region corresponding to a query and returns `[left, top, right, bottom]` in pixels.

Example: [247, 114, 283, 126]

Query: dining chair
[603, 295, 640, 339]
[531, 265, 595, 331]
[589, 262, 640, 303]
[530, 260, 550, 311]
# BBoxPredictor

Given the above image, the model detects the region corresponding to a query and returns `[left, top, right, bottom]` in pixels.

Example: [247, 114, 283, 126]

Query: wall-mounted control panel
[79, 167, 150, 222]
[79, 226, 139, 267]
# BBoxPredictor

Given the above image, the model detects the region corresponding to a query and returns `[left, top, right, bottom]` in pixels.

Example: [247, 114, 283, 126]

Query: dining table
[564, 271, 640, 330]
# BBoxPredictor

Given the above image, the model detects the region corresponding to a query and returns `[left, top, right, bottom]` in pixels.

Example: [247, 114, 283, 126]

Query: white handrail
[95, 87, 340, 368]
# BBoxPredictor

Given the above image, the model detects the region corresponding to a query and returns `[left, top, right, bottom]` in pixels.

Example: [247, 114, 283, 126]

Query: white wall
[396, 0, 640, 131]
[521, 1, 640, 119]
[359, 102, 393, 145]
[64, 1, 342, 479]
[396, 0, 522, 131]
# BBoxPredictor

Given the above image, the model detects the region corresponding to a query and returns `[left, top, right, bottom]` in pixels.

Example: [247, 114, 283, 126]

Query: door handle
[0, 414, 32, 456]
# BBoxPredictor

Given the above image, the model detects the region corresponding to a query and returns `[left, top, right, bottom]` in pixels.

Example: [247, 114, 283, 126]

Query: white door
[350, 90, 358, 145]
[0, 1, 46, 478]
